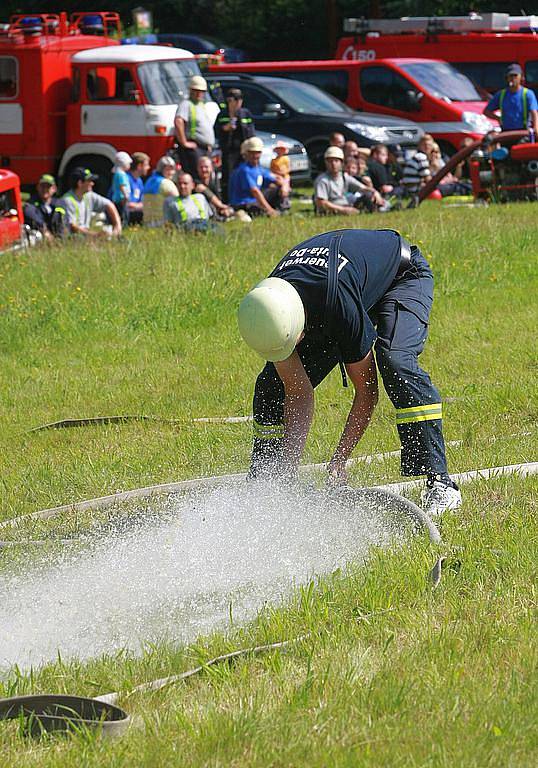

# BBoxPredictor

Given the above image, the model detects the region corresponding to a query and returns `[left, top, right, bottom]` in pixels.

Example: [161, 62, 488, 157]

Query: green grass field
[0, 204, 536, 766]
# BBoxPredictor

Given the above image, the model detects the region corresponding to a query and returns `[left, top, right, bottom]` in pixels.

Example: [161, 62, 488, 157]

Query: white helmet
[237, 277, 305, 362]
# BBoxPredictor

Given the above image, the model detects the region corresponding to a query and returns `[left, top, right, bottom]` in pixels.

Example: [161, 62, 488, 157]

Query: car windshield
[137, 59, 201, 104]
[264, 79, 353, 114]
[399, 61, 482, 102]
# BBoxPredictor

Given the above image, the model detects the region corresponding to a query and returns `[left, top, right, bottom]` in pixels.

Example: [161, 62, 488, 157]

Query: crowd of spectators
[23, 75, 478, 242]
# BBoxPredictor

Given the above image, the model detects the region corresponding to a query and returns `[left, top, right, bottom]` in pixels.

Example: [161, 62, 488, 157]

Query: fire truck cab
[336, 14, 538, 96]
[0, 11, 203, 192]
[0, 169, 24, 251]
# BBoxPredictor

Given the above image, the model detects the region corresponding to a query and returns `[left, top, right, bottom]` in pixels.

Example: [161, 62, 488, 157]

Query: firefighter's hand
[183, 140, 198, 150]
[326, 459, 348, 489]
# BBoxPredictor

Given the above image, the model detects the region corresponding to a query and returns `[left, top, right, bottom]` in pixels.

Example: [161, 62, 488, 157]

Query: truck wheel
[62, 156, 113, 196]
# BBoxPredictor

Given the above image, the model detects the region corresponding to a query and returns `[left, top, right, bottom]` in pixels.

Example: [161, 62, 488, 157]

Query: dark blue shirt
[270, 229, 402, 363]
[229, 161, 275, 206]
[486, 87, 538, 130]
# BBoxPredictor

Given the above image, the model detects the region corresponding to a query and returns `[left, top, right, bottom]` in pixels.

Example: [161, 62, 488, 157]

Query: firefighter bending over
[237, 228, 461, 517]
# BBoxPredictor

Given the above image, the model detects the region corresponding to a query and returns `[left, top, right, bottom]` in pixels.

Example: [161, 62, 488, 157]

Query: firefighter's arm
[531, 109, 538, 134]
[174, 116, 197, 149]
[483, 107, 500, 122]
[274, 351, 314, 477]
[104, 200, 122, 235]
[327, 351, 378, 486]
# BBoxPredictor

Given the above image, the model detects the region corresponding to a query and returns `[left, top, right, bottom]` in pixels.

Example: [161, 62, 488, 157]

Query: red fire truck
[336, 13, 538, 95]
[0, 11, 203, 191]
[0, 169, 24, 251]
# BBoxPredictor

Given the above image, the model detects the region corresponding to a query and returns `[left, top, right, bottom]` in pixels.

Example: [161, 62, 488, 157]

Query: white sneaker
[421, 481, 462, 517]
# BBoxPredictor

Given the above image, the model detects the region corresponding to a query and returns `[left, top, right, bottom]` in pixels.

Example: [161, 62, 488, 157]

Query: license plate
[290, 156, 309, 171]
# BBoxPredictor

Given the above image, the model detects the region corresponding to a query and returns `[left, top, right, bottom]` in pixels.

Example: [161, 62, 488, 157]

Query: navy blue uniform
[250, 228, 448, 478]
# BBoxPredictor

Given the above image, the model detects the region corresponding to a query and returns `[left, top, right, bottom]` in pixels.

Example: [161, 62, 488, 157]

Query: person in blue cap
[483, 63, 538, 136]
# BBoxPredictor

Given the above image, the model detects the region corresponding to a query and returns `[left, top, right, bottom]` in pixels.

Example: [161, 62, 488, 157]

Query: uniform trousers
[249, 248, 448, 478]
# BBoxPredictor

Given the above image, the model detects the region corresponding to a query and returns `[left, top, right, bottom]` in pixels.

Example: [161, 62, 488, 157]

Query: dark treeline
[1, 1, 531, 60]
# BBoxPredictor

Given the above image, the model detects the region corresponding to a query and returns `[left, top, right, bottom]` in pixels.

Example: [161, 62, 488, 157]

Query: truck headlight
[462, 111, 494, 133]
[344, 122, 389, 142]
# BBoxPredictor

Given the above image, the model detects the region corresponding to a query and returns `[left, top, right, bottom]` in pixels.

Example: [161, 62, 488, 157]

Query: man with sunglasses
[217, 88, 255, 201]
[483, 64, 538, 137]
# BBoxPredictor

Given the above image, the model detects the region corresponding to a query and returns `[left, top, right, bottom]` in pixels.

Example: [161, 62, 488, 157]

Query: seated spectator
[229, 136, 282, 218]
[143, 156, 180, 226]
[314, 146, 384, 215]
[23, 174, 65, 240]
[111, 151, 132, 223]
[126, 151, 150, 225]
[270, 141, 291, 209]
[163, 173, 213, 232]
[194, 155, 233, 220]
[345, 156, 374, 188]
[428, 143, 472, 197]
[367, 144, 404, 197]
[61, 167, 121, 238]
[402, 136, 432, 197]
[329, 132, 345, 150]
[454, 136, 475, 182]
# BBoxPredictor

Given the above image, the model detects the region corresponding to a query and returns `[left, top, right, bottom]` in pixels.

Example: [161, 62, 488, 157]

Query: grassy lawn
[0, 203, 536, 765]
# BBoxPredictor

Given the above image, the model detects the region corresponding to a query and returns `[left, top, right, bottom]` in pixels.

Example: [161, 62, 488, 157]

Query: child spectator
[270, 141, 291, 209]
[143, 156, 180, 226]
[111, 151, 132, 223]
[126, 152, 150, 226]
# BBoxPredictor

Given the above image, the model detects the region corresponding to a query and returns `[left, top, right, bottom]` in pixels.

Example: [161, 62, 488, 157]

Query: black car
[206, 73, 424, 171]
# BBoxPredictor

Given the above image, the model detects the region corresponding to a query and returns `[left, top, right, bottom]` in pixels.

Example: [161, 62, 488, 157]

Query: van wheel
[61, 156, 113, 196]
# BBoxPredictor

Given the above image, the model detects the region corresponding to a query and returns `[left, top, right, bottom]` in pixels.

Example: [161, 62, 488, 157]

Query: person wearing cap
[163, 173, 213, 232]
[174, 75, 216, 178]
[229, 136, 283, 217]
[60, 167, 121, 238]
[216, 88, 255, 202]
[270, 141, 291, 209]
[314, 147, 384, 214]
[483, 64, 538, 135]
[237, 228, 462, 517]
[23, 174, 64, 240]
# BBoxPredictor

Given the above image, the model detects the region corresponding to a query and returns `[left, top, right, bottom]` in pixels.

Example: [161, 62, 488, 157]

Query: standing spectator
[216, 87, 255, 201]
[329, 132, 345, 150]
[402, 137, 432, 197]
[483, 63, 538, 135]
[23, 174, 64, 240]
[61, 167, 121, 238]
[174, 75, 215, 177]
[314, 147, 383, 215]
[194, 155, 233, 220]
[270, 141, 291, 210]
[126, 151, 150, 225]
[229, 136, 282, 218]
[111, 151, 132, 223]
[163, 173, 213, 232]
[143, 156, 180, 226]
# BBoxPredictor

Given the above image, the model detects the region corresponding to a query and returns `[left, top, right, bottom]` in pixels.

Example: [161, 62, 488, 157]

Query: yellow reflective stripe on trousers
[396, 403, 442, 424]
[253, 420, 284, 439]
